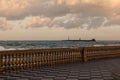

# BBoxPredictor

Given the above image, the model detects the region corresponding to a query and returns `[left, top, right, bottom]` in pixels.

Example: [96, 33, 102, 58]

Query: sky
[0, 0, 120, 40]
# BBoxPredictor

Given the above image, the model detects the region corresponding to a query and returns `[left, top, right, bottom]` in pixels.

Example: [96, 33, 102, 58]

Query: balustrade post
[0, 53, 3, 72]
[83, 48, 88, 62]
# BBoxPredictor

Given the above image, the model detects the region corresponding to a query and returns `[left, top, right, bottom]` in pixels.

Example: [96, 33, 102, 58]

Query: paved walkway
[0, 58, 120, 80]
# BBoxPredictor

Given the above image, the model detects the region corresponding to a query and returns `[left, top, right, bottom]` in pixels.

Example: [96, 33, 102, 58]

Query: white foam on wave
[0, 46, 6, 51]
[0, 46, 17, 51]
[93, 44, 105, 47]
[7, 48, 16, 50]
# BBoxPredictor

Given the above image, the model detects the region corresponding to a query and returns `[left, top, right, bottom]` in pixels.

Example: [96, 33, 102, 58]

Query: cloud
[49, 14, 85, 28]
[0, 17, 13, 30]
[0, 0, 31, 20]
[105, 14, 120, 26]
[26, 16, 51, 28]
[0, 0, 70, 20]
[26, 14, 106, 29]
[0, 0, 120, 29]
[0, 0, 111, 19]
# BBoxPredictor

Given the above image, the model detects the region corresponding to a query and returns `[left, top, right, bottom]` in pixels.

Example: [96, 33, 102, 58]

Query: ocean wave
[0, 46, 16, 51]
[93, 44, 120, 47]
[93, 44, 105, 46]
[0, 41, 120, 51]
[0, 46, 6, 50]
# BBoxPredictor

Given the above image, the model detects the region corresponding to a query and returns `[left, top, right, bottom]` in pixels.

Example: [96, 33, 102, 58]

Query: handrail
[0, 46, 120, 72]
[84, 46, 120, 61]
[0, 48, 83, 72]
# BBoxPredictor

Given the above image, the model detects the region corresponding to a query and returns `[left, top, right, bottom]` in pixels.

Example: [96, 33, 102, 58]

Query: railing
[0, 46, 120, 72]
[84, 46, 120, 62]
[0, 48, 83, 72]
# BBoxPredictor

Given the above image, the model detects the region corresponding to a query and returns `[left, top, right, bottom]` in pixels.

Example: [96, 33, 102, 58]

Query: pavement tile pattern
[0, 58, 120, 80]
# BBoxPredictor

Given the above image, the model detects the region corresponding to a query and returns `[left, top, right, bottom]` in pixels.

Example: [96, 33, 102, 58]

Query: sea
[0, 40, 120, 51]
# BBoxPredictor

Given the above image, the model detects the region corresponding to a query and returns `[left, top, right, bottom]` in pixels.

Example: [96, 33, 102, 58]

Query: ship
[62, 37, 96, 42]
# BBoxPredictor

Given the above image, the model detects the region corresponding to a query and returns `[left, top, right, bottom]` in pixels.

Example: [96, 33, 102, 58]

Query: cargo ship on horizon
[62, 37, 96, 42]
